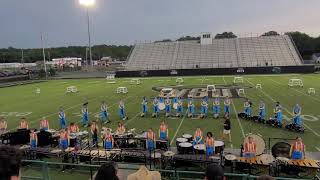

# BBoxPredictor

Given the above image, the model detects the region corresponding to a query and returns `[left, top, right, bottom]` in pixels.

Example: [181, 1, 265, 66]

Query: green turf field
[1, 74, 320, 151]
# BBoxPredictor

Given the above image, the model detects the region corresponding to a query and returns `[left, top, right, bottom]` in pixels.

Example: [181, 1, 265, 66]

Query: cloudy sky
[0, 0, 319, 48]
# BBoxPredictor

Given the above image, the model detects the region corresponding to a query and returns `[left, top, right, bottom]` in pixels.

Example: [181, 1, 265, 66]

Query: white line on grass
[9, 80, 128, 130]
[245, 78, 320, 137]
[170, 114, 187, 146]
[316, 147, 320, 151]
[222, 76, 245, 138]
[268, 78, 320, 103]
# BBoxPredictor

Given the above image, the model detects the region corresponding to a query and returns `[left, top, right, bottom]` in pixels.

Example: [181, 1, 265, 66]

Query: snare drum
[182, 134, 193, 142]
[178, 142, 193, 154]
[159, 103, 165, 110]
[214, 141, 225, 154]
[194, 144, 206, 154]
[156, 140, 168, 150]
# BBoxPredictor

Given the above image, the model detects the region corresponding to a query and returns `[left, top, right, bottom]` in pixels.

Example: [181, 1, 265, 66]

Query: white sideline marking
[88, 81, 101, 84]
[222, 76, 245, 138]
[245, 78, 320, 137]
[170, 113, 187, 146]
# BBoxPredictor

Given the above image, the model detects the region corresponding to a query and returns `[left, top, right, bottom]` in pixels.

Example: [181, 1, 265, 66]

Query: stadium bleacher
[126, 35, 303, 70]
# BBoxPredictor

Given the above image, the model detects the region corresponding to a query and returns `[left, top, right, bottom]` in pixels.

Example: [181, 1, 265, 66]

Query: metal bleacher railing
[20, 160, 313, 180]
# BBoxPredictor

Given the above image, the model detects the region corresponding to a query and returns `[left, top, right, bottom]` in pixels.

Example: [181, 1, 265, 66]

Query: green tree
[214, 32, 237, 39]
[261, 31, 280, 36]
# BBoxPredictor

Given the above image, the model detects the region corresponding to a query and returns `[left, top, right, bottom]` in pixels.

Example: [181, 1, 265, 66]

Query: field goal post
[106, 71, 116, 83]
[288, 78, 303, 87]
[234, 76, 244, 83]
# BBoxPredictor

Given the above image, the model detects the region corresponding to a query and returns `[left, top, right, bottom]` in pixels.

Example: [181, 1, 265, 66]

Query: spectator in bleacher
[94, 161, 119, 180]
[204, 164, 224, 180]
[0, 145, 22, 180]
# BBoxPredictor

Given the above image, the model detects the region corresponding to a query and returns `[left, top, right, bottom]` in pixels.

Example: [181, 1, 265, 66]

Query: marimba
[287, 159, 319, 177]
[237, 156, 273, 175]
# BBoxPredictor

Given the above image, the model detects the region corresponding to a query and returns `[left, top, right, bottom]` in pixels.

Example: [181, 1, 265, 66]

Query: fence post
[41, 161, 50, 180]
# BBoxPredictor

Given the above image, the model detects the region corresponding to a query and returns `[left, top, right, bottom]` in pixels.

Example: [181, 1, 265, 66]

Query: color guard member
[82, 103, 89, 127]
[274, 102, 283, 126]
[165, 97, 171, 117]
[258, 101, 266, 121]
[293, 104, 302, 127]
[176, 97, 184, 117]
[187, 100, 195, 118]
[59, 107, 67, 129]
[200, 98, 208, 118]
[224, 96, 231, 115]
[243, 99, 251, 117]
[119, 99, 128, 120]
[152, 97, 159, 117]
[213, 97, 220, 118]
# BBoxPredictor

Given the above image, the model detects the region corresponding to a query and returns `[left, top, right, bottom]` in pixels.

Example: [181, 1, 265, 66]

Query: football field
[1, 74, 320, 151]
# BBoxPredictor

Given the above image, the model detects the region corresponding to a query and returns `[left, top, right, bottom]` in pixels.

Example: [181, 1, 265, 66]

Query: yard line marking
[268, 78, 320, 103]
[88, 81, 101, 84]
[316, 147, 320, 151]
[124, 112, 141, 125]
[170, 113, 187, 146]
[245, 78, 320, 137]
[222, 76, 245, 138]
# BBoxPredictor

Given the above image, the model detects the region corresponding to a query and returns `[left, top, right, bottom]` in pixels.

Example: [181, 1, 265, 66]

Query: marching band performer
[116, 122, 126, 135]
[0, 118, 7, 134]
[187, 100, 195, 118]
[159, 121, 168, 140]
[40, 117, 49, 131]
[141, 97, 148, 117]
[104, 128, 114, 150]
[59, 107, 67, 129]
[205, 132, 215, 156]
[243, 99, 252, 118]
[200, 98, 208, 118]
[119, 99, 128, 120]
[258, 101, 266, 121]
[176, 97, 184, 117]
[100, 101, 109, 124]
[159, 90, 164, 103]
[152, 97, 160, 117]
[165, 97, 171, 117]
[293, 104, 302, 127]
[19, 118, 29, 129]
[91, 121, 99, 146]
[274, 102, 283, 127]
[30, 129, 38, 149]
[243, 137, 256, 158]
[59, 129, 69, 150]
[146, 128, 156, 151]
[224, 96, 231, 115]
[69, 122, 79, 134]
[82, 103, 89, 127]
[193, 128, 204, 146]
[213, 97, 220, 118]
[290, 137, 305, 160]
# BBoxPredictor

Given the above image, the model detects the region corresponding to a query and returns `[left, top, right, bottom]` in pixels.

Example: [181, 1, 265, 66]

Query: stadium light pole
[79, 0, 95, 66]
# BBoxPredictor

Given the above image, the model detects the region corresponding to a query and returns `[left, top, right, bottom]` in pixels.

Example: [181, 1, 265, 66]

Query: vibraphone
[236, 157, 271, 175]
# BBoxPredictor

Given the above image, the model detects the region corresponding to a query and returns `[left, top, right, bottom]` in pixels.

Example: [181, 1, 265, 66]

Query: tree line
[0, 31, 319, 63]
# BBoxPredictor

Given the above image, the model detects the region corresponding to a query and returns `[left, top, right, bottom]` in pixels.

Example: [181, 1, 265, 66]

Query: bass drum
[271, 142, 291, 158]
[243, 134, 265, 156]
